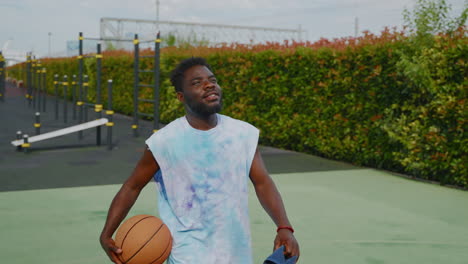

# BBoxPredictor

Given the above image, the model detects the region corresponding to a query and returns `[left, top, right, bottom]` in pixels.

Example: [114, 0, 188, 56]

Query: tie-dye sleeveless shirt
[145, 114, 259, 264]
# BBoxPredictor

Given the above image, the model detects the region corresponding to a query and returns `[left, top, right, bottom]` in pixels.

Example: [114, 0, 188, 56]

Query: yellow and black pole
[77, 74, 85, 140]
[33, 59, 40, 109]
[72, 75, 77, 120]
[31, 57, 37, 108]
[78, 32, 84, 115]
[83, 75, 89, 122]
[106, 79, 114, 150]
[78, 32, 86, 125]
[62, 75, 68, 123]
[132, 34, 139, 137]
[41, 68, 47, 112]
[0, 51, 4, 102]
[95, 43, 103, 146]
[35, 62, 42, 111]
[26, 53, 32, 106]
[153, 32, 161, 132]
[54, 74, 59, 120]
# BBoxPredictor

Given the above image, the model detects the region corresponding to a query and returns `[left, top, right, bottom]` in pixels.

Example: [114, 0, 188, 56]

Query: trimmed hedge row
[8, 30, 467, 188]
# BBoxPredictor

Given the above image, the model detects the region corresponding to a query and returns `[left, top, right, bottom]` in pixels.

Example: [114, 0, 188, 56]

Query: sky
[0, 0, 466, 60]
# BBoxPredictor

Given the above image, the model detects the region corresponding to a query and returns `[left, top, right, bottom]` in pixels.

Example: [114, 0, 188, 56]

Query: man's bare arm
[100, 147, 159, 263]
[249, 148, 300, 261]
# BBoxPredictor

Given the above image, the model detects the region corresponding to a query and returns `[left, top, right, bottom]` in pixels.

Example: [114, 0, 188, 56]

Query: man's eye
[210, 79, 217, 83]
[192, 81, 201, 86]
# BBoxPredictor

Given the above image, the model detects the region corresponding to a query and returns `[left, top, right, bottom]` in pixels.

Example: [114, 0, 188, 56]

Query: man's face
[178, 65, 223, 116]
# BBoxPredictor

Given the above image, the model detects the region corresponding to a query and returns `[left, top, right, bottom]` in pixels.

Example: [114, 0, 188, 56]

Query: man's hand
[100, 236, 123, 264]
[274, 229, 300, 262]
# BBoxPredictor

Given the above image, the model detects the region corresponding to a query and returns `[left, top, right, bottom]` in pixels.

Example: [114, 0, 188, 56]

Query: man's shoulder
[220, 114, 258, 132]
[148, 117, 184, 141]
[161, 117, 184, 131]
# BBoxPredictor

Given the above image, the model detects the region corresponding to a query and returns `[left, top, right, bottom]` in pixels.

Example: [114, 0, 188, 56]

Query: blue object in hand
[263, 245, 298, 264]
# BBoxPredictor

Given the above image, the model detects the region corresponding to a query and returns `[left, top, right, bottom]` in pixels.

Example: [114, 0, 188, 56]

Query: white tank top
[145, 114, 259, 264]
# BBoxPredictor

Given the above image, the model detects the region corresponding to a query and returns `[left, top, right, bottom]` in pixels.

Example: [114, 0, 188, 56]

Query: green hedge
[8, 31, 467, 188]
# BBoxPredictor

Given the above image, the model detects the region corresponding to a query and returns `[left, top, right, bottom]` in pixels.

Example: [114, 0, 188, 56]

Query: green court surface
[1, 169, 467, 264]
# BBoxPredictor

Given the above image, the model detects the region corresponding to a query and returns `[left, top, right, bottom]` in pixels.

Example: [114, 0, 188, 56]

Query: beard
[185, 95, 223, 117]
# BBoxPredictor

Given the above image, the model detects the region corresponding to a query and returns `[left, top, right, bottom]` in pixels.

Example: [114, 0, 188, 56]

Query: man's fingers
[107, 243, 122, 264]
[290, 247, 299, 260]
[101, 237, 123, 263]
[284, 243, 291, 255]
[273, 240, 282, 251]
[273, 236, 281, 251]
[110, 245, 123, 254]
[288, 241, 300, 262]
[284, 243, 292, 257]
[109, 251, 123, 264]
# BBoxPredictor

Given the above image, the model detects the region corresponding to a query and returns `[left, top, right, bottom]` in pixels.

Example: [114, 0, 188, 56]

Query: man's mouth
[203, 92, 220, 101]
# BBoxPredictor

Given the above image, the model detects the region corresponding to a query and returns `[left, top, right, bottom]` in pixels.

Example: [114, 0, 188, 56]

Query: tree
[105, 41, 117, 51]
[403, 0, 467, 37]
[379, 0, 468, 184]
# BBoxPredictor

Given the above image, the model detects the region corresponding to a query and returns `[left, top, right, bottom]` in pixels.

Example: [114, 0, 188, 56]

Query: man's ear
[176, 91, 184, 103]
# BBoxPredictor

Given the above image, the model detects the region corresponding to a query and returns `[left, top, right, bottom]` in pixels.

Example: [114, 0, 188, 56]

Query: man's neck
[185, 112, 218, 131]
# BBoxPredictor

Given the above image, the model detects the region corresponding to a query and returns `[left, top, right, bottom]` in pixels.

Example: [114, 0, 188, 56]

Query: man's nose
[203, 79, 215, 89]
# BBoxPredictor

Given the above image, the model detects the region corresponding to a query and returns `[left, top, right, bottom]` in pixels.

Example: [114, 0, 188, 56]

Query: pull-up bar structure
[132, 32, 161, 137]
[78, 32, 105, 143]
[78, 32, 161, 138]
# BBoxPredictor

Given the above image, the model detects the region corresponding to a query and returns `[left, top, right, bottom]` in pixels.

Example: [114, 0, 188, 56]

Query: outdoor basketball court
[1, 84, 467, 263]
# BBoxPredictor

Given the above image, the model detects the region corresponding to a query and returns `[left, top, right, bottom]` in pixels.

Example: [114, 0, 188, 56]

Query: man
[100, 57, 300, 264]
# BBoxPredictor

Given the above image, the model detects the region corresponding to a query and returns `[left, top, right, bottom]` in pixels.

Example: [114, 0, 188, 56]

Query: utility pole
[156, 0, 160, 30]
[354, 17, 359, 37]
[354, 0, 359, 37]
[298, 24, 302, 41]
[48, 32, 52, 57]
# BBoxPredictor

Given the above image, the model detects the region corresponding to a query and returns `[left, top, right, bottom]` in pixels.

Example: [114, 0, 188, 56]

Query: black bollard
[22, 134, 30, 154]
[34, 112, 41, 135]
[16, 131, 22, 152]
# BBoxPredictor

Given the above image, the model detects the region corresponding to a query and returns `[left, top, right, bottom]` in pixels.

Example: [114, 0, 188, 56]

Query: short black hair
[170, 57, 212, 93]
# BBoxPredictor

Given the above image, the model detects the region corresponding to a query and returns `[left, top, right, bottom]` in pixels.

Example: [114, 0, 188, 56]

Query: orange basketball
[114, 214, 172, 264]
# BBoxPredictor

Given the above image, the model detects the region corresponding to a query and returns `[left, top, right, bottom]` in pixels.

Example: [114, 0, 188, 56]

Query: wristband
[277, 226, 294, 233]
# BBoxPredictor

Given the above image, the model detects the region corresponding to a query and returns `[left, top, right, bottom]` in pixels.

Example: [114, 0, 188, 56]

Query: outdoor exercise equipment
[132, 32, 161, 137]
[0, 51, 5, 102]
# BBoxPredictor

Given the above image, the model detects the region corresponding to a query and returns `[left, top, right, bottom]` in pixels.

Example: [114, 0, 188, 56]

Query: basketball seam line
[120, 216, 153, 249]
[149, 226, 172, 264]
[124, 222, 164, 264]
[120, 216, 154, 261]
